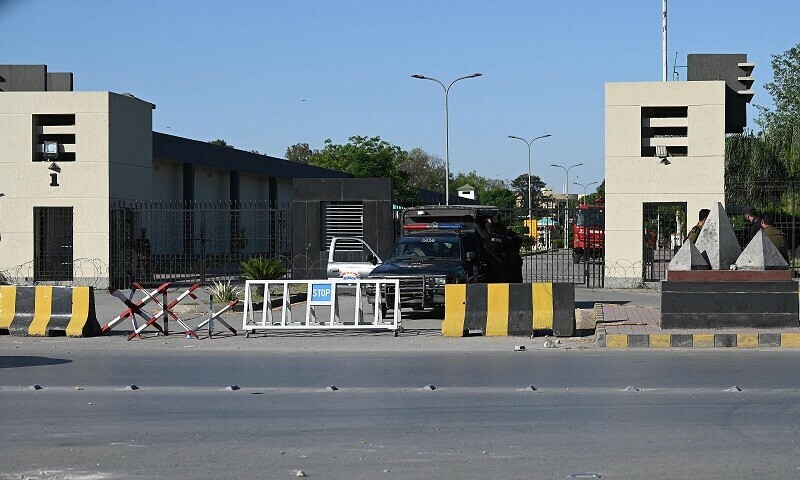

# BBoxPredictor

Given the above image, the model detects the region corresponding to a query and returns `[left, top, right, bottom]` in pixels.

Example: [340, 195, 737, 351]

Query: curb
[595, 327, 800, 348]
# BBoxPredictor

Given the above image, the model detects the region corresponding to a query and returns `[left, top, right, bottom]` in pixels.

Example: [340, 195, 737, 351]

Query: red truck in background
[573, 205, 604, 263]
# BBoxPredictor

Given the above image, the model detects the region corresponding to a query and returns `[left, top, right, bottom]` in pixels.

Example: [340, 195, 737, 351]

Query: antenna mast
[662, 0, 668, 81]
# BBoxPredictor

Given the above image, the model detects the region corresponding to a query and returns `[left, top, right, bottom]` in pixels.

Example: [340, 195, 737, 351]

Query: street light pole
[412, 73, 482, 205]
[573, 181, 599, 205]
[550, 163, 583, 248]
[508, 134, 551, 219]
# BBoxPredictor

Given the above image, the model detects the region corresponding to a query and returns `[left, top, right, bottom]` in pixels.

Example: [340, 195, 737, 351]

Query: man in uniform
[744, 206, 762, 242]
[760, 214, 790, 263]
[687, 209, 710, 243]
[476, 214, 507, 282]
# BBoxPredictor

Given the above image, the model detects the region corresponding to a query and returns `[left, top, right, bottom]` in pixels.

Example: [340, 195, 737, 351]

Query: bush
[240, 257, 287, 281]
[0, 270, 9, 285]
[209, 280, 242, 303]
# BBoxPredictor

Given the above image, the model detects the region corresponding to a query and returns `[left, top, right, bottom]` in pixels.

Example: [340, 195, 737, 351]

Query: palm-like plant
[240, 257, 287, 298]
[240, 257, 287, 280]
[209, 280, 242, 303]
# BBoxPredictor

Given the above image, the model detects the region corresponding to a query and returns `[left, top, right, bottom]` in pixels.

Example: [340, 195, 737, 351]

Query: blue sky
[2, 0, 798, 194]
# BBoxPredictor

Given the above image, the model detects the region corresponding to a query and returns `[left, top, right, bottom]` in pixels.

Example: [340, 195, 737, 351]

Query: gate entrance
[642, 202, 686, 282]
[34, 206, 73, 282]
[501, 206, 605, 287]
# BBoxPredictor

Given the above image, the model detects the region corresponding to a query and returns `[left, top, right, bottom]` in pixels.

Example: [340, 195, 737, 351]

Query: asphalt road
[3, 347, 800, 479]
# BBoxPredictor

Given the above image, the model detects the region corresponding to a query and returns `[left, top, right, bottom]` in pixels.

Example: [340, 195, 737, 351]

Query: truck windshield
[390, 236, 461, 260]
[576, 208, 604, 227]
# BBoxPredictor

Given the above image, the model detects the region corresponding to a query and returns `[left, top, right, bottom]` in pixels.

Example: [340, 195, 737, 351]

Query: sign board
[310, 283, 333, 304]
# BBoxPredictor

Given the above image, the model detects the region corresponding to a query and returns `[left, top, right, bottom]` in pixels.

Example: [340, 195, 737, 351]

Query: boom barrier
[242, 279, 402, 335]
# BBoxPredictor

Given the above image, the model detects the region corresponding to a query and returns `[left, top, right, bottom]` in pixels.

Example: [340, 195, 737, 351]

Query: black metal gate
[33, 206, 73, 282]
[642, 202, 686, 282]
[500, 205, 604, 287]
[109, 201, 291, 288]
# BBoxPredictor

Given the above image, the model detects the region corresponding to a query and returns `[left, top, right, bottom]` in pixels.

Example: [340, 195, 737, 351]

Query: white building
[604, 54, 754, 287]
[0, 65, 348, 287]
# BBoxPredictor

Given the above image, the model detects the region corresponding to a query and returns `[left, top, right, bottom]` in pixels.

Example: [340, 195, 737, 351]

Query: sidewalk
[594, 303, 800, 348]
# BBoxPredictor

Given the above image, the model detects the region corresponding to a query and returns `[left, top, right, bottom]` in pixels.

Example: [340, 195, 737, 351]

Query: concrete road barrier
[0, 285, 100, 337]
[443, 283, 575, 337]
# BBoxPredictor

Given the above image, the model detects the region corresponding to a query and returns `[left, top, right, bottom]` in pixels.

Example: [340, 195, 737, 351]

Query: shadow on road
[0, 356, 73, 369]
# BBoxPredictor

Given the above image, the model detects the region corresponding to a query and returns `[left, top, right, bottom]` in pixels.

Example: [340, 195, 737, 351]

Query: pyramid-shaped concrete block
[694, 202, 741, 270]
[668, 240, 711, 271]
[735, 229, 789, 270]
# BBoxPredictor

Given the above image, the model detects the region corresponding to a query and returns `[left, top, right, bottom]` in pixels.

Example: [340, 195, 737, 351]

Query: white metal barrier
[242, 279, 402, 335]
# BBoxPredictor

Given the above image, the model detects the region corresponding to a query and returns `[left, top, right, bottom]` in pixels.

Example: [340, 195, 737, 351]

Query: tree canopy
[583, 180, 605, 206]
[727, 42, 800, 188]
[450, 170, 505, 204]
[309, 136, 414, 204]
[510, 173, 546, 209]
[286, 143, 315, 164]
[756, 43, 800, 134]
[400, 147, 446, 193]
[209, 139, 234, 148]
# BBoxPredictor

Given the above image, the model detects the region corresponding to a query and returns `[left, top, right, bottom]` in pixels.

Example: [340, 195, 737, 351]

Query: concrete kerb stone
[595, 331, 800, 349]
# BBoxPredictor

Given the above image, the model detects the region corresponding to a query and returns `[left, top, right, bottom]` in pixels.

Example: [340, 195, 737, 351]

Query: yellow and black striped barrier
[0, 286, 100, 337]
[443, 283, 575, 337]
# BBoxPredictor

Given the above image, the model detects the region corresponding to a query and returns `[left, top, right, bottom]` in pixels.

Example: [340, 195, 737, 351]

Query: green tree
[510, 173, 546, 208]
[481, 187, 517, 208]
[584, 180, 605, 206]
[756, 43, 800, 133]
[449, 170, 501, 204]
[209, 139, 234, 148]
[400, 147, 446, 193]
[286, 143, 315, 164]
[309, 136, 414, 204]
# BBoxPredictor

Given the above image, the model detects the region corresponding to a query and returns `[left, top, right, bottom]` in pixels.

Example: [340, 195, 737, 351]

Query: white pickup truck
[326, 236, 383, 280]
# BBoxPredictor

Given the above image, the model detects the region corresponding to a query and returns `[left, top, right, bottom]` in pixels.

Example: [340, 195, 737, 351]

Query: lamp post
[508, 134, 551, 218]
[573, 181, 599, 205]
[550, 163, 583, 248]
[412, 73, 483, 205]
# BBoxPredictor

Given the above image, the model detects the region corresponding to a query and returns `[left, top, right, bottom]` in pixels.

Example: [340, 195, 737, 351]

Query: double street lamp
[573, 181, 599, 205]
[508, 134, 551, 218]
[550, 163, 583, 199]
[412, 73, 483, 205]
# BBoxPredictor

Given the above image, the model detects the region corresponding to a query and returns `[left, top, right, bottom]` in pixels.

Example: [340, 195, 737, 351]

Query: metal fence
[642, 202, 687, 282]
[109, 200, 292, 288]
[110, 201, 606, 288]
[725, 179, 800, 276]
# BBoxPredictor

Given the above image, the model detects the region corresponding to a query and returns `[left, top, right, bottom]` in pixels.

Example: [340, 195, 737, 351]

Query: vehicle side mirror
[466, 251, 477, 262]
[368, 254, 378, 265]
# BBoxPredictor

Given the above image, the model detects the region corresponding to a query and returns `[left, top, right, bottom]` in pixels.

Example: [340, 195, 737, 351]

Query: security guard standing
[688, 208, 710, 243]
[760, 214, 790, 263]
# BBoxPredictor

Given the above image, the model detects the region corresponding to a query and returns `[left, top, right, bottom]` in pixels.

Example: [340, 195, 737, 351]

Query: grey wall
[687, 54, 750, 133]
[292, 178, 393, 279]
[0, 65, 73, 92]
[46, 72, 74, 91]
[0, 65, 46, 91]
